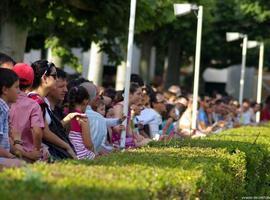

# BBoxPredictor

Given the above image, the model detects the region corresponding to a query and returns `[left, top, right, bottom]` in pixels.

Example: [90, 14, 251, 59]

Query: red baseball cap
[13, 63, 34, 86]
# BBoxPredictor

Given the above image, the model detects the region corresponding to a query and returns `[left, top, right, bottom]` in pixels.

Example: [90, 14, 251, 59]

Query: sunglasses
[44, 62, 55, 75]
[49, 73, 58, 80]
[156, 100, 166, 104]
[43, 62, 57, 79]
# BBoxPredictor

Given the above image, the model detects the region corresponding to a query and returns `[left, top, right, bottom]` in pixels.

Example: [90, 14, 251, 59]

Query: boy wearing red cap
[10, 63, 48, 162]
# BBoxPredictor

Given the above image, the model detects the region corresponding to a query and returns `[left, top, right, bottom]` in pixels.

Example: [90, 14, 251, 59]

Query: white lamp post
[174, 4, 203, 130]
[257, 42, 264, 122]
[226, 32, 248, 105]
[120, 0, 137, 149]
[246, 41, 265, 122]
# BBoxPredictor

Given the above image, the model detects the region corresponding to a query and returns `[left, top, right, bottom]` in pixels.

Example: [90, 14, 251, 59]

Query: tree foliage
[1, 0, 270, 71]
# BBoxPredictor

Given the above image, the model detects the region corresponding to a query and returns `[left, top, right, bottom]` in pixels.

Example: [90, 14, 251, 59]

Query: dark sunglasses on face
[157, 100, 166, 104]
[44, 62, 55, 76]
[49, 73, 58, 80]
[43, 62, 57, 79]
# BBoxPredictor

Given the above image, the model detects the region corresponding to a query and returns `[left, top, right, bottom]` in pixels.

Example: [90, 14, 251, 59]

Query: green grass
[0, 124, 269, 199]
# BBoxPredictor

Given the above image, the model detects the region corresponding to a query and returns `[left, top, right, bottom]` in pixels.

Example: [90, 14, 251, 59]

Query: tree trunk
[47, 48, 63, 68]
[88, 42, 104, 86]
[139, 34, 152, 84]
[115, 61, 126, 90]
[164, 39, 181, 89]
[0, 20, 28, 62]
[149, 47, 156, 82]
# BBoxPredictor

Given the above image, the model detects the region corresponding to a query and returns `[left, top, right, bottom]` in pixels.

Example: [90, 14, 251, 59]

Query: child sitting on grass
[67, 86, 95, 160]
[160, 104, 179, 141]
[0, 68, 24, 167]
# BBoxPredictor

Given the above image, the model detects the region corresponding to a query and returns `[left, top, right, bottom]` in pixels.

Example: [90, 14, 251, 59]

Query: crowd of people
[0, 52, 270, 168]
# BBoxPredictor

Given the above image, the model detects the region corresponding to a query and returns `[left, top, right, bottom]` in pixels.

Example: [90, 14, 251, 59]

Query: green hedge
[149, 124, 270, 196]
[0, 124, 269, 199]
[0, 146, 246, 200]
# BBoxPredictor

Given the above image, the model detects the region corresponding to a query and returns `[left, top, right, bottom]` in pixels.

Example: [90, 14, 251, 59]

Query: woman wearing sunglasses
[28, 60, 77, 160]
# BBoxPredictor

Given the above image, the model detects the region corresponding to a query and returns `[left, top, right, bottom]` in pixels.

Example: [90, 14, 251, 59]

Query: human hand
[28, 150, 42, 161]
[66, 112, 87, 122]
[118, 116, 127, 124]
[66, 146, 77, 159]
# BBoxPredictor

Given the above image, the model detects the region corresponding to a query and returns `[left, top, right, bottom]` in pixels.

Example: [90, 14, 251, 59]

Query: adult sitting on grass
[29, 60, 77, 160]
[46, 68, 78, 159]
[82, 82, 124, 154]
[112, 83, 150, 148]
[0, 68, 24, 167]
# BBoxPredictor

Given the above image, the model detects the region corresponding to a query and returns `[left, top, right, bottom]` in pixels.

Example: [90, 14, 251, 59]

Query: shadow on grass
[0, 177, 150, 200]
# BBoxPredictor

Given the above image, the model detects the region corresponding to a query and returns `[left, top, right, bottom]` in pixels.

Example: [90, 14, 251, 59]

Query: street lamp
[174, 3, 203, 131]
[246, 40, 264, 122]
[226, 32, 248, 105]
[120, 0, 137, 148]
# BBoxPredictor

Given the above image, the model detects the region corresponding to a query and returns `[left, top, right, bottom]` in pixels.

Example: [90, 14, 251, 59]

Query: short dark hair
[31, 60, 56, 89]
[131, 74, 144, 87]
[103, 87, 116, 100]
[149, 92, 158, 107]
[67, 77, 90, 91]
[265, 95, 270, 105]
[0, 68, 19, 96]
[242, 99, 250, 104]
[56, 68, 67, 80]
[130, 82, 140, 94]
[165, 104, 175, 119]
[0, 53, 16, 66]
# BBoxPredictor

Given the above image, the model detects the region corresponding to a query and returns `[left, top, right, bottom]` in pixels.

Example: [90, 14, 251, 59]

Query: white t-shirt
[137, 108, 162, 140]
[239, 109, 253, 125]
[44, 98, 52, 125]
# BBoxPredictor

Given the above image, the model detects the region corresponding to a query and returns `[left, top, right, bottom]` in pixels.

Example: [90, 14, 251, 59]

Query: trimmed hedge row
[0, 146, 246, 200]
[150, 124, 270, 196]
[0, 124, 269, 199]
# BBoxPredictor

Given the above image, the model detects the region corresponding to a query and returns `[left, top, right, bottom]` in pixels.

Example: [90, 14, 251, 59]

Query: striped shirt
[0, 98, 10, 152]
[69, 110, 95, 160]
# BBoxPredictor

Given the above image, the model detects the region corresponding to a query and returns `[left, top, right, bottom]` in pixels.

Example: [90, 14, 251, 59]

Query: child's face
[5, 80, 19, 103]
[97, 104, 106, 116]
[106, 108, 114, 118]
[169, 108, 178, 121]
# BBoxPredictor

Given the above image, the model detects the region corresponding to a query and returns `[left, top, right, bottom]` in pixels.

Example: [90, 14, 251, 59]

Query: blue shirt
[198, 108, 210, 126]
[0, 98, 10, 152]
[85, 106, 108, 152]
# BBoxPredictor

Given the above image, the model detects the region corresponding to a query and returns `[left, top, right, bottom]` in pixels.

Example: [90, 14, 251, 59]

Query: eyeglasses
[49, 73, 57, 80]
[42, 62, 57, 79]
[44, 62, 55, 76]
[156, 100, 166, 104]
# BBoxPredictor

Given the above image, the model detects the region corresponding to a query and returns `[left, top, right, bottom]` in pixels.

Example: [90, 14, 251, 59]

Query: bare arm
[43, 122, 77, 159]
[113, 104, 124, 119]
[61, 112, 87, 128]
[162, 118, 173, 135]
[0, 147, 14, 158]
[31, 127, 43, 150]
[80, 119, 94, 152]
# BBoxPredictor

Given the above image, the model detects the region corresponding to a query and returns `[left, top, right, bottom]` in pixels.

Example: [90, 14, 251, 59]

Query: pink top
[9, 91, 44, 152]
[70, 110, 82, 132]
[111, 103, 135, 148]
[261, 108, 270, 121]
